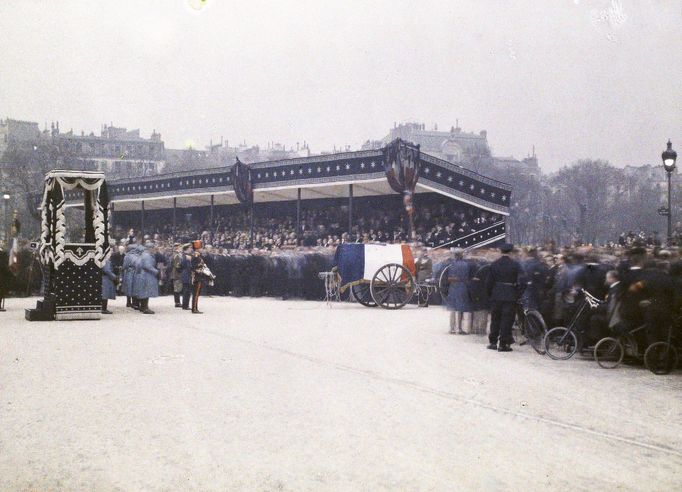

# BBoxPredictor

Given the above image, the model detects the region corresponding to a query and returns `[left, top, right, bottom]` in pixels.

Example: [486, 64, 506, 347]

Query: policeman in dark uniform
[485, 243, 524, 352]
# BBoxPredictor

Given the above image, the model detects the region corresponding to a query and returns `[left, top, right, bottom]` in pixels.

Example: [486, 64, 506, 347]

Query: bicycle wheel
[544, 327, 578, 360]
[594, 337, 624, 369]
[524, 310, 547, 355]
[644, 342, 678, 375]
[438, 265, 450, 302]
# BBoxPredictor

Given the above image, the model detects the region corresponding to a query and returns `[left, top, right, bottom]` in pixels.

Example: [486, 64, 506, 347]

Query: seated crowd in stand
[112, 194, 503, 250]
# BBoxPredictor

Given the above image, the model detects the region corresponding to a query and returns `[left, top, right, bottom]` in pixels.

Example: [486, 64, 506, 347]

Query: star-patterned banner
[61, 144, 511, 214]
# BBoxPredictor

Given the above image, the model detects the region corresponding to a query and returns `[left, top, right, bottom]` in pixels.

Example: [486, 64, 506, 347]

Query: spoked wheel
[524, 310, 547, 355]
[438, 265, 451, 301]
[370, 263, 415, 309]
[594, 337, 624, 369]
[644, 342, 678, 375]
[544, 327, 579, 360]
[351, 282, 377, 307]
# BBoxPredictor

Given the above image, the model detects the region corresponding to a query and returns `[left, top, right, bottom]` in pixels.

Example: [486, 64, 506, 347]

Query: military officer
[170, 243, 183, 307]
[485, 243, 524, 352]
[178, 244, 193, 310]
[191, 241, 207, 314]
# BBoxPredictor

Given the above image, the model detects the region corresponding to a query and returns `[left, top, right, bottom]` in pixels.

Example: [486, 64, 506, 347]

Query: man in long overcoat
[134, 243, 159, 314]
[121, 244, 139, 309]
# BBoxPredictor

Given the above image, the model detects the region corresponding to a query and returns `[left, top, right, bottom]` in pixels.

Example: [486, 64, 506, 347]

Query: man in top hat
[485, 242, 524, 352]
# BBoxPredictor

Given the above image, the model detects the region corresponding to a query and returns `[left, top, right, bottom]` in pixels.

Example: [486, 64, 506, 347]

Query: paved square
[1, 297, 680, 490]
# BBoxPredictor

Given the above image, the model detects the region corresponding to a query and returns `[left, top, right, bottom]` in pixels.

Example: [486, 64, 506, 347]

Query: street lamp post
[2, 193, 10, 246]
[662, 140, 677, 245]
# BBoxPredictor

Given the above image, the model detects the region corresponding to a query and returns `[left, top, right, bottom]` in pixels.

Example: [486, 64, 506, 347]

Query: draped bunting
[232, 157, 253, 204]
[383, 138, 421, 238]
[383, 138, 421, 195]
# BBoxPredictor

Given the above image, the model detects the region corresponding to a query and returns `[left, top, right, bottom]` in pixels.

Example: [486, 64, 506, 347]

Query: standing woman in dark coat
[446, 248, 473, 334]
[0, 248, 15, 311]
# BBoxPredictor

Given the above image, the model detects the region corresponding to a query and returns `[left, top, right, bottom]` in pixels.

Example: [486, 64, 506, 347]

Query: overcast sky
[0, 0, 680, 171]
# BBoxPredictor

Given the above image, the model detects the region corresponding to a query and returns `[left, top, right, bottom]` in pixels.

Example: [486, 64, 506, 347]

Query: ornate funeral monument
[26, 171, 111, 321]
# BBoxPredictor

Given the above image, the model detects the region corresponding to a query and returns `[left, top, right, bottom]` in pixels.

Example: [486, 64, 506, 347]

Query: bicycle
[544, 288, 603, 360]
[593, 324, 645, 369]
[515, 301, 548, 355]
[643, 313, 680, 375]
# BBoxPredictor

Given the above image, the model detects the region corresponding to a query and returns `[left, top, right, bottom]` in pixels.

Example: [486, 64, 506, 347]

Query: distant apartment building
[49, 122, 166, 176]
[166, 139, 312, 170]
[0, 118, 41, 152]
[371, 121, 540, 177]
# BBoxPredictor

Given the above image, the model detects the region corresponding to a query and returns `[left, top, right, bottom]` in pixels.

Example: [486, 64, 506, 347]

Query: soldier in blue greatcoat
[446, 248, 473, 334]
[134, 243, 159, 314]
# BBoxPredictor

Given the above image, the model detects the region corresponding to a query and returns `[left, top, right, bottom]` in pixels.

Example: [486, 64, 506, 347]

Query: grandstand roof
[63, 143, 512, 216]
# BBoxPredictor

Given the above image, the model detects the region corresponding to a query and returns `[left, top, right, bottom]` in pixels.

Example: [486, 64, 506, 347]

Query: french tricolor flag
[334, 243, 415, 287]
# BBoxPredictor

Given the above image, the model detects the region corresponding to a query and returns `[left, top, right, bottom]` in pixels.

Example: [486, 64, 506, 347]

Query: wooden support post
[296, 187, 301, 243]
[172, 197, 177, 237]
[348, 184, 354, 238]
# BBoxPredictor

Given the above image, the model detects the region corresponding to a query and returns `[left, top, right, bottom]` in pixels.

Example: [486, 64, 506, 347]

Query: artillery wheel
[351, 282, 377, 307]
[370, 263, 415, 309]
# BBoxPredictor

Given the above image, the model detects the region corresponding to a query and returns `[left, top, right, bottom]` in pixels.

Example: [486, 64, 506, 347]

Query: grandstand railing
[432, 220, 507, 251]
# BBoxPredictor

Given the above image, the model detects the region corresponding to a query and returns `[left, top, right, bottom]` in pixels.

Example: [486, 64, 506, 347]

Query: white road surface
[0, 296, 680, 491]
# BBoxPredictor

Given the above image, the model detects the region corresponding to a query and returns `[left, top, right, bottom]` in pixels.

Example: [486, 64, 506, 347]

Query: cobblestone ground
[0, 296, 680, 491]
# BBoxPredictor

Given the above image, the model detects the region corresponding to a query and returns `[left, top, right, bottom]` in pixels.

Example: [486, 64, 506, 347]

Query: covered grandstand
[62, 138, 512, 249]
